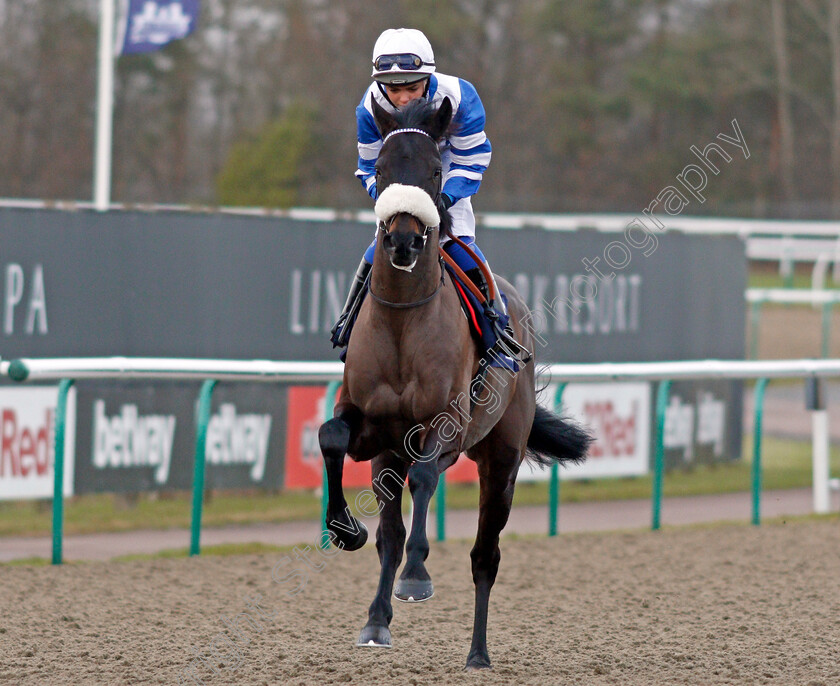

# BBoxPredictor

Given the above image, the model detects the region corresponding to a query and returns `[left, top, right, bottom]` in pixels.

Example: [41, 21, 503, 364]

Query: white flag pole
[94, 0, 116, 211]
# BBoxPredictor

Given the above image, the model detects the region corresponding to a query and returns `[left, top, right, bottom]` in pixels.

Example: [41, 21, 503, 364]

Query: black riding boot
[463, 268, 532, 365]
[331, 259, 372, 349]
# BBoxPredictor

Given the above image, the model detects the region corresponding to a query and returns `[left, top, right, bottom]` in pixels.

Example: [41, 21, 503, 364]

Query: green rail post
[751, 378, 769, 526]
[651, 379, 671, 531]
[322, 381, 342, 548]
[190, 380, 217, 556]
[52, 379, 75, 566]
[548, 383, 568, 537]
[749, 301, 761, 360]
[821, 303, 832, 358]
[436, 472, 446, 542]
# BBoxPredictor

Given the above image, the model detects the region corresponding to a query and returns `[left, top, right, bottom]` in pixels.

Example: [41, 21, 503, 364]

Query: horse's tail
[526, 405, 592, 468]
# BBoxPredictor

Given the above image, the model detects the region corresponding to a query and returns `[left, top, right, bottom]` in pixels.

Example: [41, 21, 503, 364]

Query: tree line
[0, 0, 837, 218]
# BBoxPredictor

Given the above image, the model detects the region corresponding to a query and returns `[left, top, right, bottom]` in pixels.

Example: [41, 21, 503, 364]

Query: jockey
[331, 27, 530, 366]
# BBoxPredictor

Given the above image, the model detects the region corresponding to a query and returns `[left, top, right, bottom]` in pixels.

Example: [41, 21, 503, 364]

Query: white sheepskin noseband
[374, 183, 440, 228]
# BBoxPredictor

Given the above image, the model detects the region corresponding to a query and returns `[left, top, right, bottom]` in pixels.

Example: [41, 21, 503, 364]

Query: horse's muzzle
[383, 232, 426, 270]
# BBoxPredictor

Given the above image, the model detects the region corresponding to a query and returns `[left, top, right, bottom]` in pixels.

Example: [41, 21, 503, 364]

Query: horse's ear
[371, 93, 399, 138]
[429, 97, 453, 140]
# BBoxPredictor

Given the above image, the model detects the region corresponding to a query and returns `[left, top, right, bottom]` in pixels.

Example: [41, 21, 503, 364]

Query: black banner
[0, 207, 745, 363]
[72, 381, 287, 493]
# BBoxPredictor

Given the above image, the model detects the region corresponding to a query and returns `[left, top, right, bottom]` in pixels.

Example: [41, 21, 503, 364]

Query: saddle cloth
[444, 264, 519, 372]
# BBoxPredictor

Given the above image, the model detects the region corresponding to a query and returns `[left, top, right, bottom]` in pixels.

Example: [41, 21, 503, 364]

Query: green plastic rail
[436, 472, 446, 542]
[27, 363, 776, 563]
[51, 379, 75, 565]
[189, 380, 217, 556]
[548, 383, 568, 536]
[751, 378, 769, 525]
[651, 380, 672, 531]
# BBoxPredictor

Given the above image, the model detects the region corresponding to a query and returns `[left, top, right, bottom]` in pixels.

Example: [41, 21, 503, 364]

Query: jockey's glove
[441, 193, 454, 210]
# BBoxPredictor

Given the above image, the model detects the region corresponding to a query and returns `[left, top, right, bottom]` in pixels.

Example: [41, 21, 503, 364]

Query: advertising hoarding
[0, 386, 75, 500]
[72, 381, 286, 493]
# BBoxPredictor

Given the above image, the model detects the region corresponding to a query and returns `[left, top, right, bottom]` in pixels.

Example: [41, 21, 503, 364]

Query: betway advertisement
[72, 382, 286, 493]
[0, 386, 75, 500]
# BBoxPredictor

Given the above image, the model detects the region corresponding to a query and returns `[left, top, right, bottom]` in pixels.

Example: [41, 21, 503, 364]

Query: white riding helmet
[371, 28, 435, 85]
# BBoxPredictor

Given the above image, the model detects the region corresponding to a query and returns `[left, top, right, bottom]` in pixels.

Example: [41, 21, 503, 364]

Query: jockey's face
[382, 80, 426, 108]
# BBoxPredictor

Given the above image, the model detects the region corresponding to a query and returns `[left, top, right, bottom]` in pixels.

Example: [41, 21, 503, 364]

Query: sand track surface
[2, 519, 839, 685]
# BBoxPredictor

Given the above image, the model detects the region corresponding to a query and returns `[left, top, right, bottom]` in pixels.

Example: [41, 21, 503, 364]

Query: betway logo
[93, 401, 176, 484]
[0, 408, 53, 478]
[206, 404, 271, 481]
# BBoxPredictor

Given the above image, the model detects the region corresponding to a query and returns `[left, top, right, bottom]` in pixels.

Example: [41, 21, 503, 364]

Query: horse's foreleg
[318, 414, 368, 551]
[466, 449, 519, 670]
[358, 454, 408, 648]
[395, 447, 453, 602]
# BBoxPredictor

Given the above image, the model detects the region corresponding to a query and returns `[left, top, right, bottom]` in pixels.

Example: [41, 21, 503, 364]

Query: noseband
[371, 214, 445, 310]
[376, 215, 435, 244]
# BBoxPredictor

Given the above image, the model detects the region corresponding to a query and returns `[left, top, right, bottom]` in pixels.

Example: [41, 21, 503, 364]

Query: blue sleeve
[443, 79, 492, 201]
[355, 99, 382, 200]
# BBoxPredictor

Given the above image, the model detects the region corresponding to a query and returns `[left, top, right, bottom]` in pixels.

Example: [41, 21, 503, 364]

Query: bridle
[371, 214, 445, 309]
[375, 215, 436, 244]
[370, 127, 446, 310]
[380, 127, 444, 206]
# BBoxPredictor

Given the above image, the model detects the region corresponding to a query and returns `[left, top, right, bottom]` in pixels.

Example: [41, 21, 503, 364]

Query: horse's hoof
[356, 624, 392, 648]
[327, 518, 368, 551]
[394, 578, 434, 603]
[464, 655, 492, 671]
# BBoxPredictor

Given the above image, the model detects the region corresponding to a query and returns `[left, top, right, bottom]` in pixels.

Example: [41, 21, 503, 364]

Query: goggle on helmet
[371, 28, 435, 85]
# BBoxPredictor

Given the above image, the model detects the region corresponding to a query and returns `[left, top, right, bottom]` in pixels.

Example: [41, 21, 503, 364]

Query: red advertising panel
[285, 386, 370, 489]
[0, 387, 76, 500]
[284, 386, 478, 489]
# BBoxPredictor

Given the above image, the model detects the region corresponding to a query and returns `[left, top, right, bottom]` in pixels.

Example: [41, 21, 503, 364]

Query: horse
[318, 96, 592, 670]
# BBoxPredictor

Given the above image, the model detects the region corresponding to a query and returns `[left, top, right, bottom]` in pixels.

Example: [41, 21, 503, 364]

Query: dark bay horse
[318, 96, 591, 670]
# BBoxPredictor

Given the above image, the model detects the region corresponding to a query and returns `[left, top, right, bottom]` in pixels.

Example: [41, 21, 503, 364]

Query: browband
[382, 127, 432, 144]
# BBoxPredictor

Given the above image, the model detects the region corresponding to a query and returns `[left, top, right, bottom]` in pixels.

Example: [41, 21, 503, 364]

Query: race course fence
[3, 356, 839, 565]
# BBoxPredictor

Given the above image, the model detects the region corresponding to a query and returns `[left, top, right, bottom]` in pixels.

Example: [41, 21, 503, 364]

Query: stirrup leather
[331, 262, 372, 349]
[465, 268, 532, 364]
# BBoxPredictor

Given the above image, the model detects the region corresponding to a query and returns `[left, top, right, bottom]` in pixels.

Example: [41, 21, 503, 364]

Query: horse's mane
[390, 98, 441, 133]
[388, 99, 454, 239]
